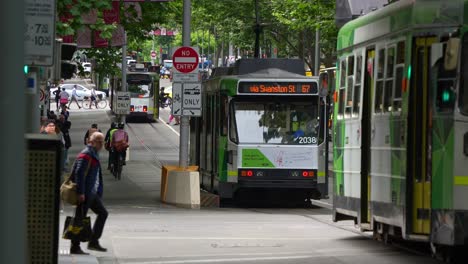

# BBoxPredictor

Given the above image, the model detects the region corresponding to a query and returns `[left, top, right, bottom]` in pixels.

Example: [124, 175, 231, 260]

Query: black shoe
[88, 241, 107, 252]
[123, 161, 126, 165]
[70, 247, 89, 255]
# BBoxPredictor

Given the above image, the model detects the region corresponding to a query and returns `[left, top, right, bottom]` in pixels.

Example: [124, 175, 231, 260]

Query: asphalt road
[56, 92, 441, 264]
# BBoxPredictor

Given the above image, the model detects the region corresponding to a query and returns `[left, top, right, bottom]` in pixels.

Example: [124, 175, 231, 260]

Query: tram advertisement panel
[238, 146, 318, 169]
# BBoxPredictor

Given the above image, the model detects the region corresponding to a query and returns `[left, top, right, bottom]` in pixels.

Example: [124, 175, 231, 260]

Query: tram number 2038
[297, 137, 317, 144]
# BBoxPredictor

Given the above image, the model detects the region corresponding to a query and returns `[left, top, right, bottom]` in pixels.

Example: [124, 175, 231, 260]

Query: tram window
[339, 88, 346, 117]
[348, 56, 355, 76]
[393, 67, 404, 111]
[345, 77, 353, 117]
[386, 47, 395, 78]
[356, 55, 362, 84]
[221, 96, 228, 136]
[397, 41, 405, 64]
[378, 49, 385, 79]
[375, 81, 384, 113]
[340, 59, 347, 88]
[229, 103, 238, 143]
[353, 84, 361, 116]
[384, 80, 393, 112]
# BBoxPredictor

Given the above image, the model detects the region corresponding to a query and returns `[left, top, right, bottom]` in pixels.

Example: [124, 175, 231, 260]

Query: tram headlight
[130, 105, 134, 112]
[143, 105, 148, 112]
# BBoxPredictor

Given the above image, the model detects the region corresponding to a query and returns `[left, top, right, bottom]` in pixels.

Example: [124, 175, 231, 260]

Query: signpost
[171, 46, 201, 117]
[24, 0, 56, 66]
[115, 92, 130, 115]
[151, 51, 157, 59]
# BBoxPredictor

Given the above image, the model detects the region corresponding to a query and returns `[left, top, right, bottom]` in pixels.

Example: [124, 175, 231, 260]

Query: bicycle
[159, 94, 172, 108]
[110, 150, 125, 180]
[83, 94, 107, 109]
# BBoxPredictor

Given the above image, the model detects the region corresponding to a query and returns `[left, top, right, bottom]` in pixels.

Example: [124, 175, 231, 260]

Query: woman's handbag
[62, 207, 92, 242]
[60, 157, 92, 205]
[60, 98, 68, 104]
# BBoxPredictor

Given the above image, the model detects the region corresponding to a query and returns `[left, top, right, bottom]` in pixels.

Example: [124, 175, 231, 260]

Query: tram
[331, 0, 468, 257]
[126, 71, 159, 122]
[190, 59, 329, 205]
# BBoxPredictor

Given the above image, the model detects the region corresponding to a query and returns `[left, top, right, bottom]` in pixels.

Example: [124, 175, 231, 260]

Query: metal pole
[315, 29, 320, 76]
[180, 0, 191, 168]
[121, 32, 127, 123]
[1, 1, 26, 262]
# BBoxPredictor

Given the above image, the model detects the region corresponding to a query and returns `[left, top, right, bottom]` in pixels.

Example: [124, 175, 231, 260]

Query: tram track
[127, 122, 179, 169]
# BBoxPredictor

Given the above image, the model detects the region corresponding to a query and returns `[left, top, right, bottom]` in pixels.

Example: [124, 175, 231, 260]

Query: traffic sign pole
[180, 0, 191, 168]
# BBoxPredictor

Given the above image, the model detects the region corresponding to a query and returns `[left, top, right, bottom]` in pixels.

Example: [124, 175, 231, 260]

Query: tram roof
[337, 0, 467, 51]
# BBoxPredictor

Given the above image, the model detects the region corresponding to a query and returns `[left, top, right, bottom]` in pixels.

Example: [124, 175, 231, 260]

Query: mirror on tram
[444, 37, 460, 71]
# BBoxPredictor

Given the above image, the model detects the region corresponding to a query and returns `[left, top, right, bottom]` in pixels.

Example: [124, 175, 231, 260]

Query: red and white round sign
[173, 46, 199, 73]
[151, 51, 157, 59]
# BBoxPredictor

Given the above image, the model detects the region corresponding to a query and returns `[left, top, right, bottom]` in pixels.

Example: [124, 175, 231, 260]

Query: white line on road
[159, 117, 180, 136]
[111, 236, 330, 240]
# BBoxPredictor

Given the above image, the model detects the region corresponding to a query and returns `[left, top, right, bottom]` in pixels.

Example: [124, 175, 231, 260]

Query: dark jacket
[71, 146, 103, 198]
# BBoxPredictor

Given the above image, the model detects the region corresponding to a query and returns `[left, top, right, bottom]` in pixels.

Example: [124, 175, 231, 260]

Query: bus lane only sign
[116, 92, 130, 115]
[173, 46, 199, 73]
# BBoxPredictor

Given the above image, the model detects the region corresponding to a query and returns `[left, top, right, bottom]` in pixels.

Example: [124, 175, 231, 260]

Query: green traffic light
[442, 90, 451, 102]
[24, 65, 29, 74]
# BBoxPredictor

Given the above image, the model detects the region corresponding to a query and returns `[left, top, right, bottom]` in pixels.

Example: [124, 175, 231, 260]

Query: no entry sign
[173, 46, 199, 73]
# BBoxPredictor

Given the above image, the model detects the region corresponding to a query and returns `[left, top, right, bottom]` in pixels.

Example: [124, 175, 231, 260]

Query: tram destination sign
[238, 81, 318, 95]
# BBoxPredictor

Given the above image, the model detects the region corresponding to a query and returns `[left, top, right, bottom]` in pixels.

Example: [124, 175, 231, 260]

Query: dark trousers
[71, 194, 108, 248]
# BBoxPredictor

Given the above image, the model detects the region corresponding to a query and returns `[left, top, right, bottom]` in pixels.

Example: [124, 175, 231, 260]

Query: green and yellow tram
[190, 59, 329, 205]
[332, 0, 468, 257]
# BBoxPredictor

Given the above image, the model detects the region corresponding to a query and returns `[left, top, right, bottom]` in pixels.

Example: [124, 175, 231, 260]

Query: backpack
[112, 129, 128, 152]
[86, 127, 98, 144]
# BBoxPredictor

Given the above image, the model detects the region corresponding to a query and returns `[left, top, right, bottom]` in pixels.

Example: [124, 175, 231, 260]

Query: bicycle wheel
[116, 156, 123, 180]
[83, 99, 91, 109]
[165, 97, 172, 108]
[97, 99, 107, 109]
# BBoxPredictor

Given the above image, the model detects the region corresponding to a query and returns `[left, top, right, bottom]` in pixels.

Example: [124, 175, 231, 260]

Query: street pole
[1, 1, 26, 262]
[179, 0, 191, 168]
[315, 29, 320, 76]
[121, 31, 127, 123]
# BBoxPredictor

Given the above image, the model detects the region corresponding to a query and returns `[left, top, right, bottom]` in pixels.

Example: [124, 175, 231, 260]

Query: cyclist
[104, 122, 118, 170]
[110, 123, 129, 171]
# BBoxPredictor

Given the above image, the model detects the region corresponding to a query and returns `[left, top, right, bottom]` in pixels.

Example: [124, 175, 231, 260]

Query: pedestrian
[89, 87, 98, 109]
[84, 124, 101, 145]
[70, 132, 108, 254]
[104, 122, 118, 170]
[53, 88, 60, 111]
[59, 88, 69, 111]
[68, 85, 82, 109]
[61, 106, 70, 121]
[57, 114, 72, 169]
[40, 120, 57, 135]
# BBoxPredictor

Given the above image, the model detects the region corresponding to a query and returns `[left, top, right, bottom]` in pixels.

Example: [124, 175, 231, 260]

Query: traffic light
[24, 65, 29, 74]
[437, 81, 455, 111]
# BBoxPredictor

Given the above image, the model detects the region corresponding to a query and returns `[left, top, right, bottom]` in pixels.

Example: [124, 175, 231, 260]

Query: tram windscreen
[232, 99, 321, 145]
[128, 83, 152, 98]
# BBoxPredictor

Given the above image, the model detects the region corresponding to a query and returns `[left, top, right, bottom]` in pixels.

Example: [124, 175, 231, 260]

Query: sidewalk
[58, 254, 99, 264]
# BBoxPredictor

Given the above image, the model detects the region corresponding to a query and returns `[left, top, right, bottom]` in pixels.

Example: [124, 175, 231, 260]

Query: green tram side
[190, 59, 329, 206]
[332, 0, 468, 256]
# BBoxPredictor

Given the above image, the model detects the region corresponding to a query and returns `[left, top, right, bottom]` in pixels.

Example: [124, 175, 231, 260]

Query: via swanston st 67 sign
[173, 46, 199, 74]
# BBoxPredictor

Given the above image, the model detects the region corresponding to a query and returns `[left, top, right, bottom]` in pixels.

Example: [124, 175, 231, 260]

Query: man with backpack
[84, 124, 101, 145]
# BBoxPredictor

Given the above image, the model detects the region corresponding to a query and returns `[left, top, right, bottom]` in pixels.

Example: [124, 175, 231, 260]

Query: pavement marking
[159, 117, 180, 136]
[111, 236, 331, 240]
[122, 250, 399, 264]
